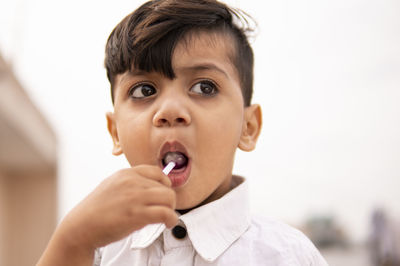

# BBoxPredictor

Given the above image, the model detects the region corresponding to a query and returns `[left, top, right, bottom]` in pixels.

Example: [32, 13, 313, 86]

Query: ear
[106, 112, 123, 156]
[238, 104, 262, 152]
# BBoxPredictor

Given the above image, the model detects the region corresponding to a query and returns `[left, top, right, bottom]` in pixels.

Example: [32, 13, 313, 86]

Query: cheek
[216, 103, 243, 144]
[197, 107, 243, 167]
[117, 114, 151, 165]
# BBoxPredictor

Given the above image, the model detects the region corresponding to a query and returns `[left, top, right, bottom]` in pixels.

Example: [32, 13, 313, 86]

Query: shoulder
[241, 215, 329, 265]
[248, 215, 312, 246]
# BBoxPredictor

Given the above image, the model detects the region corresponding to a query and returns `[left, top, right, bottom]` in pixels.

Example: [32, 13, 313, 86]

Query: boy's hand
[37, 165, 178, 266]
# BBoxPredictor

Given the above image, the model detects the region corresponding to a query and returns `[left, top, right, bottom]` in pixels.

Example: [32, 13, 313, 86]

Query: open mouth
[162, 152, 188, 170]
[159, 141, 191, 187]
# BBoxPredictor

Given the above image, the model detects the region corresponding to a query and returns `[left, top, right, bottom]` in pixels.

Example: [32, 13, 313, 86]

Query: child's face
[107, 31, 260, 210]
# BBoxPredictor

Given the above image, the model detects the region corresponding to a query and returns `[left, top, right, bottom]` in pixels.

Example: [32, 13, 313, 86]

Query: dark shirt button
[172, 225, 187, 239]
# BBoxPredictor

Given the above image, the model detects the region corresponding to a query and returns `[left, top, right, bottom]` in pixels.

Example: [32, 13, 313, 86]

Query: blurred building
[369, 209, 400, 266]
[0, 54, 57, 266]
[302, 215, 348, 249]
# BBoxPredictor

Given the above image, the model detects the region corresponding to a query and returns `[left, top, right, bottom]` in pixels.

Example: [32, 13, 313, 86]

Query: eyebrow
[119, 70, 151, 85]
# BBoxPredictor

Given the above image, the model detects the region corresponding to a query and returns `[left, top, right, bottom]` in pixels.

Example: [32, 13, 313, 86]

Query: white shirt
[94, 176, 328, 265]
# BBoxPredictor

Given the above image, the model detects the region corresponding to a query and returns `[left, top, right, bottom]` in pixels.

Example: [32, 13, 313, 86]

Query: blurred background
[1, 0, 399, 265]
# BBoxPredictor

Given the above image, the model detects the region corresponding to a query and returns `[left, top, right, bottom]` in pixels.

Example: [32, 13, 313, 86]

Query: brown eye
[129, 83, 157, 98]
[190, 80, 218, 96]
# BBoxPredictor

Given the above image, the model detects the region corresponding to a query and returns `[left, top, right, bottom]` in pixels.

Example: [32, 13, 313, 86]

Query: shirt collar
[129, 176, 251, 262]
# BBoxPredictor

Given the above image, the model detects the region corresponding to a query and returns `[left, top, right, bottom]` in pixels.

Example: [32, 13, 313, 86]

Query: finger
[144, 187, 176, 209]
[144, 206, 179, 228]
[133, 165, 172, 187]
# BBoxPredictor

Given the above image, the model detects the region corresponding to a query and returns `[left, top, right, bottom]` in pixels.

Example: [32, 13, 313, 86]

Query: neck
[177, 175, 242, 214]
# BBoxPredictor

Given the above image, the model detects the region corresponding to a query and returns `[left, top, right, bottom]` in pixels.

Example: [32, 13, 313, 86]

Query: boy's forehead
[173, 31, 239, 79]
[171, 31, 238, 77]
[174, 30, 236, 60]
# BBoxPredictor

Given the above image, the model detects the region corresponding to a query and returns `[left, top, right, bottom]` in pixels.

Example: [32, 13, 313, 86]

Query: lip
[159, 141, 191, 188]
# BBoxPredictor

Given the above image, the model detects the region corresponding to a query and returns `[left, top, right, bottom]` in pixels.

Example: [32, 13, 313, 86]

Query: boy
[38, 0, 328, 265]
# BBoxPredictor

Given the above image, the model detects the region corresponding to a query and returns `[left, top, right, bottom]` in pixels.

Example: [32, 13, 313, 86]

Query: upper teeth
[163, 152, 187, 169]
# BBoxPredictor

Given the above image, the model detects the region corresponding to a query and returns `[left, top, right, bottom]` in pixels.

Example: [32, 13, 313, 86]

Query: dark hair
[105, 0, 255, 106]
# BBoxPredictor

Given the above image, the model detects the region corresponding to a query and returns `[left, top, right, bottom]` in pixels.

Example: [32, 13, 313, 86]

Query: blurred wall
[0, 174, 7, 263]
[0, 54, 57, 266]
[0, 172, 57, 266]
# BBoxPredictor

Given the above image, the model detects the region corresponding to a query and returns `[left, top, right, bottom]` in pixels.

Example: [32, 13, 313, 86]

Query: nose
[152, 96, 191, 127]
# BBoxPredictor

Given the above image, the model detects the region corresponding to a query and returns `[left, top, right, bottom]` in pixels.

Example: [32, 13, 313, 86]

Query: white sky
[1, 0, 399, 242]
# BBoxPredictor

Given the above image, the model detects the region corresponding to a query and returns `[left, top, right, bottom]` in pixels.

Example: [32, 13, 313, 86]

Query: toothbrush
[162, 161, 176, 175]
